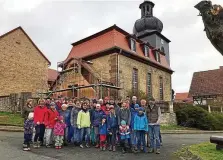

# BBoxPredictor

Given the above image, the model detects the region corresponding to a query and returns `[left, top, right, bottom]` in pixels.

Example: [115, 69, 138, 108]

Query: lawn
[176, 142, 223, 160]
[160, 124, 196, 130]
[189, 142, 223, 160]
[0, 112, 23, 126]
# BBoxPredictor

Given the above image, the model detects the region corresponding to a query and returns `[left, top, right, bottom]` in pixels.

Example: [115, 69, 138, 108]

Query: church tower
[133, 0, 171, 65]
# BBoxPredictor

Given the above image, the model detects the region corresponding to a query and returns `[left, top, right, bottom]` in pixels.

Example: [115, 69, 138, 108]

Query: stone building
[52, 1, 173, 101]
[0, 27, 51, 96]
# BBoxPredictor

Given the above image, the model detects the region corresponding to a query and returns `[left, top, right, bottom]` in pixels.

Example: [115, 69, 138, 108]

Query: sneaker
[156, 149, 161, 154]
[33, 143, 38, 148]
[86, 143, 90, 148]
[23, 148, 29, 151]
[23, 144, 27, 148]
[27, 148, 31, 151]
[95, 144, 99, 148]
[59, 146, 62, 149]
[103, 146, 106, 151]
[148, 148, 154, 153]
[112, 146, 116, 152]
[160, 142, 163, 146]
[55, 146, 59, 149]
[80, 144, 84, 148]
[37, 141, 41, 148]
[109, 145, 112, 151]
[46, 145, 51, 148]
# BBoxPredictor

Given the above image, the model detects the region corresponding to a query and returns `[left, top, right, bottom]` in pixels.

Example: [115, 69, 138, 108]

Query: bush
[175, 106, 218, 130]
[210, 112, 223, 130]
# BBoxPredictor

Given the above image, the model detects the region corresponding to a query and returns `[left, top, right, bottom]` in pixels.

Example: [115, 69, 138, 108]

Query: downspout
[117, 49, 122, 98]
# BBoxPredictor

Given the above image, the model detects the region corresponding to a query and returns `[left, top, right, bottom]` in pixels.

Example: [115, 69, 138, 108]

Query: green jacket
[77, 110, 91, 128]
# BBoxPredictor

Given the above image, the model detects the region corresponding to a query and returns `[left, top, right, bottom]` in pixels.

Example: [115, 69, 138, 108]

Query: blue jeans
[131, 129, 137, 146]
[148, 125, 160, 149]
[136, 130, 146, 152]
[80, 127, 90, 144]
[73, 126, 81, 143]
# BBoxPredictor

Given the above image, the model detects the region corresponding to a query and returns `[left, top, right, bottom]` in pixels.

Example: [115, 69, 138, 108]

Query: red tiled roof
[64, 25, 171, 72]
[175, 92, 189, 101]
[48, 68, 58, 82]
[189, 67, 223, 97]
[0, 26, 51, 65]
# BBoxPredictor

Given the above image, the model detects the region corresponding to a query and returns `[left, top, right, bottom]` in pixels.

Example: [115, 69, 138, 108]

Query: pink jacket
[54, 121, 66, 136]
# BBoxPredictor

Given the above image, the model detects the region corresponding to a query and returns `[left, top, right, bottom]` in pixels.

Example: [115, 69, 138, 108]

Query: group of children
[23, 96, 162, 154]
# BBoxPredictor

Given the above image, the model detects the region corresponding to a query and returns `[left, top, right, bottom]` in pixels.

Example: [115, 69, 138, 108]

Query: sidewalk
[0, 125, 223, 134]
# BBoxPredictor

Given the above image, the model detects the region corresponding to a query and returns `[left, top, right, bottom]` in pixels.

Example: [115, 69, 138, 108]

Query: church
[51, 1, 173, 101]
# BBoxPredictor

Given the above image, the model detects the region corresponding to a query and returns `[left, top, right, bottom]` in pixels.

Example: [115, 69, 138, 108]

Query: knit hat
[134, 104, 139, 108]
[138, 107, 144, 112]
[28, 112, 34, 119]
[121, 120, 126, 125]
[50, 102, 55, 106]
[57, 116, 63, 121]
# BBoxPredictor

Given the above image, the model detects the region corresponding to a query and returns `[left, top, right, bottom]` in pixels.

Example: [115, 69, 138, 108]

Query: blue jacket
[130, 107, 139, 128]
[99, 123, 107, 135]
[133, 113, 148, 132]
[59, 110, 71, 126]
[91, 110, 105, 127]
[107, 113, 118, 129]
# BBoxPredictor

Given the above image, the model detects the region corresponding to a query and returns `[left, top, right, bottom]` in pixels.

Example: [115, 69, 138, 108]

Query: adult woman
[22, 99, 34, 120]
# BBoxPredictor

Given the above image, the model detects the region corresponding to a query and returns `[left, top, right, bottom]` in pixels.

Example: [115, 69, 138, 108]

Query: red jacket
[101, 105, 106, 113]
[34, 105, 48, 124]
[44, 109, 59, 128]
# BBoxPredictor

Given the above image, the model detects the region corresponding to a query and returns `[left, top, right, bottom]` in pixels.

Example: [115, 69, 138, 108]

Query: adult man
[109, 97, 120, 115]
[130, 96, 138, 109]
[146, 98, 162, 154]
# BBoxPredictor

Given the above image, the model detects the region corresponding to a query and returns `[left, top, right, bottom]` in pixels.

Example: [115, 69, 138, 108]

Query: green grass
[0, 112, 23, 127]
[189, 142, 223, 160]
[161, 124, 196, 130]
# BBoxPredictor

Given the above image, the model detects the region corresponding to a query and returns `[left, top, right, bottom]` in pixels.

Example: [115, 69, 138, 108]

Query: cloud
[1, 0, 223, 93]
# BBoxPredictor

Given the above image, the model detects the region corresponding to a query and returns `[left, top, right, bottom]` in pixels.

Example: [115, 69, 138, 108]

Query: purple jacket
[91, 109, 105, 127]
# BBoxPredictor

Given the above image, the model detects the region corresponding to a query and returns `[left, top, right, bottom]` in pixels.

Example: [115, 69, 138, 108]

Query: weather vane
[195, 0, 223, 55]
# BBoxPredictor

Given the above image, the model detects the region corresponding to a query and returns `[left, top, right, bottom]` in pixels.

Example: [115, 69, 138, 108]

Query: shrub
[175, 106, 216, 130]
[210, 112, 223, 130]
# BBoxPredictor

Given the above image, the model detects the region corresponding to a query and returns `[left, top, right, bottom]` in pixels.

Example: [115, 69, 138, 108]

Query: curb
[162, 130, 223, 134]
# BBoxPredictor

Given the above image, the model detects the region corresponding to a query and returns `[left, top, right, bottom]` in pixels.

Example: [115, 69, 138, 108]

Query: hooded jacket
[133, 112, 148, 131]
[77, 109, 91, 128]
[91, 109, 105, 127]
[99, 123, 107, 135]
[44, 109, 59, 128]
[33, 105, 48, 124]
[107, 113, 118, 129]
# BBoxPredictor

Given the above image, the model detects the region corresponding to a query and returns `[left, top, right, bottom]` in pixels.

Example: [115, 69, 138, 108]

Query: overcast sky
[1, 0, 223, 93]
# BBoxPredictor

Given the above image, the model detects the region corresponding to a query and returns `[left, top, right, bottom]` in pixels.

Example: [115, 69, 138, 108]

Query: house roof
[0, 26, 51, 65]
[64, 24, 172, 73]
[189, 67, 223, 97]
[175, 92, 189, 101]
[48, 68, 58, 82]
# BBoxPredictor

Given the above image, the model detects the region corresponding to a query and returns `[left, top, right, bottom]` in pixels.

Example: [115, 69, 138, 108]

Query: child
[134, 107, 148, 153]
[99, 115, 107, 151]
[44, 102, 59, 148]
[119, 120, 130, 153]
[54, 116, 66, 149]
[107, 105, 118, 152]
[23, 112, 34, 151]
[77, 102, 91, 148]
[59, 104, 70, 145]
[91, 103, 105, 148]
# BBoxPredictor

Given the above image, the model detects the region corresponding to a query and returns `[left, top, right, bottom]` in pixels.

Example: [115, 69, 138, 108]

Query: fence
[0, 92, 37, 113]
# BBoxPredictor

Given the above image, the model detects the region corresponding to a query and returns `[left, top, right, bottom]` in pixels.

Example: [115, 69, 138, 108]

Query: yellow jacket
[77, 110, 91, 128]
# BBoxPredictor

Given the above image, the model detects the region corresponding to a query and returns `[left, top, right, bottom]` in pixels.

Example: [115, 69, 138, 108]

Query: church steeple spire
[139, 0, 155, 18]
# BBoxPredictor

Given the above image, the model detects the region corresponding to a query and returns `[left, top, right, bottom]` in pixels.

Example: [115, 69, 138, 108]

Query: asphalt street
[0, 131, 219, 160]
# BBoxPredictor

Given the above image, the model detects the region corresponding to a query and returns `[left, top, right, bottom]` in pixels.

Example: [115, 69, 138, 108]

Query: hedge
[175, 106, 223, 130]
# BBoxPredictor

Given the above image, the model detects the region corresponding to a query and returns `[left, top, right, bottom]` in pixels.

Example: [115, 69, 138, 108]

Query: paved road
[0, 131, 218, 160]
